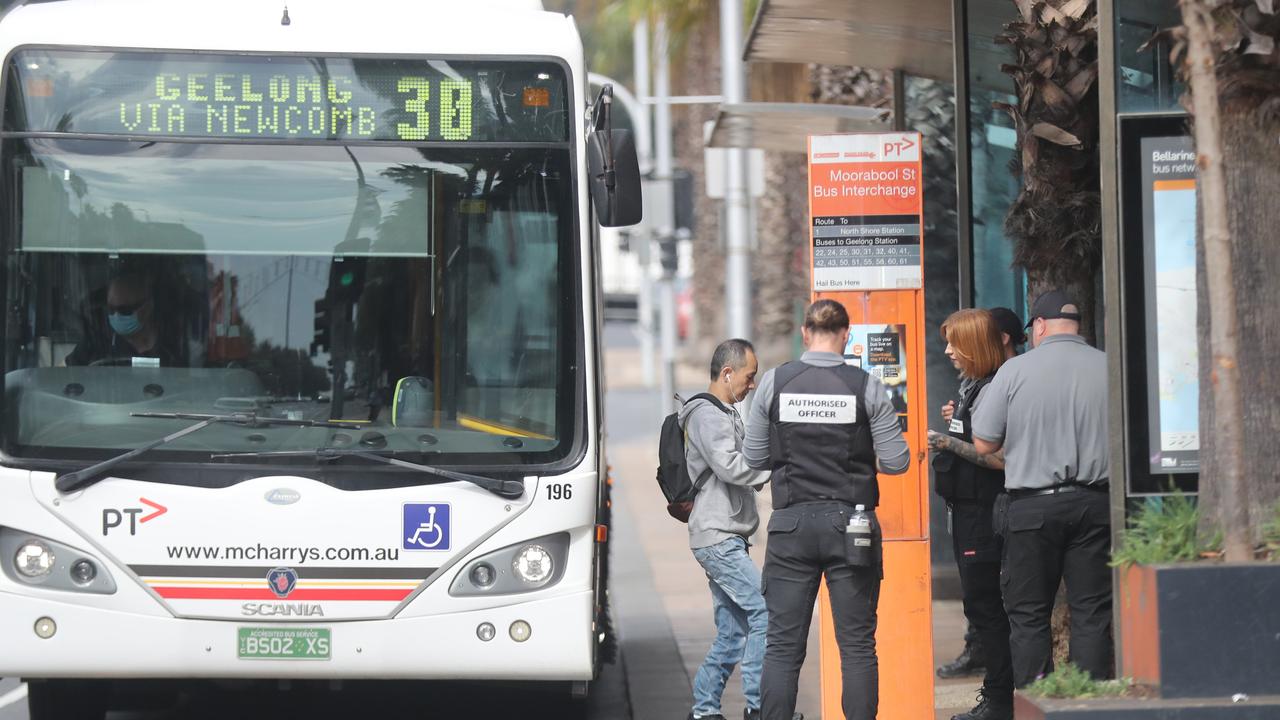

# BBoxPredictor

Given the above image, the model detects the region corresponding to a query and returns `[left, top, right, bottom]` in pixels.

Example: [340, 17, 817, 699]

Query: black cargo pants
[951, 499, 1013, 701]
[760, 502, 881, 720]
[1002, 488, 1113, 686]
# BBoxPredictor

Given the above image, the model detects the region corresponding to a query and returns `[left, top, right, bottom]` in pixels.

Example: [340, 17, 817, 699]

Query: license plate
[236, 627, 331, 661]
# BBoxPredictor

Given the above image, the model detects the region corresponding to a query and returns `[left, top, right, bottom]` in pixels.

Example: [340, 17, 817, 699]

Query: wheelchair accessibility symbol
[403, 503, 451, 551]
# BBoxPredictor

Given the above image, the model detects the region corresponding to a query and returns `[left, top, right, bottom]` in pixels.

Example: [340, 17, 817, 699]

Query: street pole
[632, 19, 656, 388]
[654, 17, 678, 415]
[719, 0, 751, 339]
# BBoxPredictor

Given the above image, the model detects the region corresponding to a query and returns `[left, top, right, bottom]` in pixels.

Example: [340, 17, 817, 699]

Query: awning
[706, 102, 891, 153]
[744, 0, 954, 81]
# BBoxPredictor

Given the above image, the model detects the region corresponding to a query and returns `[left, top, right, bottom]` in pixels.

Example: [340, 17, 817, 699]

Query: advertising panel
[844, 324, 909, 431]
[1140, 135, 1199, 474]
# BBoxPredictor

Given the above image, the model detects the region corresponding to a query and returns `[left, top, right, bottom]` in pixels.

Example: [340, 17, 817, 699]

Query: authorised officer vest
[932, 375, 1003, 503]
[767, 361, 878, 510]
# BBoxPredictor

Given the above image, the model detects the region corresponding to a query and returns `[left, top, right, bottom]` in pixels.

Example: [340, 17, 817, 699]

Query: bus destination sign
[7, 51, 568, 143]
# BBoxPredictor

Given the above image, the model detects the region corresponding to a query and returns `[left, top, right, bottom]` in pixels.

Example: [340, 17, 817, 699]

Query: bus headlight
[449, 532, 569, 597]
[1, 528, 116, 594]
[15, 540, 55, 578]
[512, 544, 553, 586]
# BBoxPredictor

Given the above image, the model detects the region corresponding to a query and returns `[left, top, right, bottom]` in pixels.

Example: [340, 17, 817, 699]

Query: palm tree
[994, 0, 1101, 662]
[1177, 0, 1280, 558]
[996, 0, 1101, 339]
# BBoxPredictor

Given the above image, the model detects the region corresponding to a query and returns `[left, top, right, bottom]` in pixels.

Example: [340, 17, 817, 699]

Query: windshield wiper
[210, 447, 525, 499]
[54, 412, 365, 494]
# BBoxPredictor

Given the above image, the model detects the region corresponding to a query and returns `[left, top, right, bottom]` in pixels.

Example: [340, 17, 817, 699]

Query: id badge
[948, 418, 965, 434]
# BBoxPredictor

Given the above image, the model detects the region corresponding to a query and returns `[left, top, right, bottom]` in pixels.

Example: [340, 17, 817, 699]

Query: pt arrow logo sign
[882, 135, 916, 158]
[102, 498, 168, 536]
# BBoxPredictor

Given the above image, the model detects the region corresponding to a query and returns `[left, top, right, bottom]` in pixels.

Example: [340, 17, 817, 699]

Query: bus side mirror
[587, 129, 642, 227]
[587, 84, 642, 228]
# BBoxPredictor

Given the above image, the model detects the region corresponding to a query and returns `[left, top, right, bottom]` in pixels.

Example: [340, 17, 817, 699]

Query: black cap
[1024, 289, 1082, 328]
[989, 307, 1027, 346]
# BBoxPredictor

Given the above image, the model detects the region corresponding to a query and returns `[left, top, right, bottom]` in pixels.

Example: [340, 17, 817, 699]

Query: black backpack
[656, 393, 730, 522]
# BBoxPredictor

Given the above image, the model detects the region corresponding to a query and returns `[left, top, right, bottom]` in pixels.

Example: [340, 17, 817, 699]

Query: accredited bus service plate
[237, 627, 331, 661]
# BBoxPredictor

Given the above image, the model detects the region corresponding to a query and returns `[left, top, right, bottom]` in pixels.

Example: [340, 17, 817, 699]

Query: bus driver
[66, 271, 188, 367]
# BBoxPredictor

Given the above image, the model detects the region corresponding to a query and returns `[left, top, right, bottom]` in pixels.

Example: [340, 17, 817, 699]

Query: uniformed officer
[928, 308, 1014, 720]
[935, 307, 1025, 684]
[971, 289, 1113, 686]
[743, 299, 910, 720]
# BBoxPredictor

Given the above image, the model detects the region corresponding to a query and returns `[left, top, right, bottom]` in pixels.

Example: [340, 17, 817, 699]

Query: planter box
[1015, 692, 1280, 719]
[1119, 563, 1280, 699]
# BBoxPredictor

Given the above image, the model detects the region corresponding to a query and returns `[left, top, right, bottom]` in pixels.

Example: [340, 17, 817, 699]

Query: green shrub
[1024, 663, 1130, 699]
[1111, 491, 1218, 568]
[1263, 501, 1280, 561]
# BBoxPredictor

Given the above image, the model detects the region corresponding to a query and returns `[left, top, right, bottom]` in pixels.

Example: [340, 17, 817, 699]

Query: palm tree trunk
[1177, 0, 1280, 556]
[753, 151, 809, 367]
[671, 7, 724, 358]
[997, 0, 1102, 339]
[1179, 0, 1250, 561]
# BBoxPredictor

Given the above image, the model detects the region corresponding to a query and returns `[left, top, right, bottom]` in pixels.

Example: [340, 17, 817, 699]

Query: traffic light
[310, 297, 331, 356]
[327, 258, 366, 303]
[673, 168, 694, 235]
[658, 238, 679, 276]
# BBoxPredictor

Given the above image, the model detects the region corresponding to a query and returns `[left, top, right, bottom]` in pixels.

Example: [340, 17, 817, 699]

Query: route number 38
[396, 77, 474, 141]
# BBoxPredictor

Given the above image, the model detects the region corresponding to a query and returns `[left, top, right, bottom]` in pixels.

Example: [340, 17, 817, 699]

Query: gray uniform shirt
[971, 334, 1109, 489]
[744, 350, 910, 474]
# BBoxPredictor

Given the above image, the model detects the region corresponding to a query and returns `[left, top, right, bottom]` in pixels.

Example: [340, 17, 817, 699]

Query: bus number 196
[546, 483, 573, 500]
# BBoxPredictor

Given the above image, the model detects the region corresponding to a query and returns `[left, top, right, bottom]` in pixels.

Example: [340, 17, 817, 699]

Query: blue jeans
[691, 536, 768, 716]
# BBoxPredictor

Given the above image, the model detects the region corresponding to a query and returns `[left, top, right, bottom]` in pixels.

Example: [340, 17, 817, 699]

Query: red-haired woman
[929, 308, 1013, 720]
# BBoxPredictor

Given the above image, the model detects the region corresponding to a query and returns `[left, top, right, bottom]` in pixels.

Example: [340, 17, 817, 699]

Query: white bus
[0, 0, 639, 716]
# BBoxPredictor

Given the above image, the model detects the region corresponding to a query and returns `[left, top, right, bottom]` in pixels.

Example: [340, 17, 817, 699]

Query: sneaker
[950, 691, 1013, 720]
[936, 644, 986, 679]
[688, 714, 727, 720]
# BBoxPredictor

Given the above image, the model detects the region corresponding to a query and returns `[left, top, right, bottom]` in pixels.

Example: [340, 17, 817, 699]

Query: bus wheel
[26, 679, 109, 720]
[560, 690, 590, 720]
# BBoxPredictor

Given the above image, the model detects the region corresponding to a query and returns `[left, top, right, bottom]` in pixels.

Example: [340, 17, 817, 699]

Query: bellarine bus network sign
[6, 51, 568, 142]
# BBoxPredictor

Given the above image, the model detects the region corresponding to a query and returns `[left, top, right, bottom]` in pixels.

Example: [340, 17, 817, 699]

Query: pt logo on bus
[403, 503, 450, 551]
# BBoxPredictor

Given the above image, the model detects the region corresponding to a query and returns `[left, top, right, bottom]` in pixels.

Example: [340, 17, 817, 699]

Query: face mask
[109, 312, 142, 337]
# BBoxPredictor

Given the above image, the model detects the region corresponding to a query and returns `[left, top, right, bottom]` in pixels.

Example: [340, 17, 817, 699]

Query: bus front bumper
[0, 589, 596, 680]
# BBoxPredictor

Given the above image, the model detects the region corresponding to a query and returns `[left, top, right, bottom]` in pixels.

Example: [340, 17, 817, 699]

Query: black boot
[950, 691, 1013, 720]
[743, 710, 803, 720]
[936, 639, 986, 679]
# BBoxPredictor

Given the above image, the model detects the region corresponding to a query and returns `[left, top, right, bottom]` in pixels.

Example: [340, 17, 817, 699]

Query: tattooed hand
[927, 430, 950, 451]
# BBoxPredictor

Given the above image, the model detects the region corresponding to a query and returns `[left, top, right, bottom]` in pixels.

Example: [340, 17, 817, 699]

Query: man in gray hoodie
[680, 338, 772, 720]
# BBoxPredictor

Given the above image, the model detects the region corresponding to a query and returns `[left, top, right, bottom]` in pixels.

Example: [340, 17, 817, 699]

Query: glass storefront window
[1116, 0, 1184, 113]
[969, 94, 1025, 313]
[966, 0, 1027, 315]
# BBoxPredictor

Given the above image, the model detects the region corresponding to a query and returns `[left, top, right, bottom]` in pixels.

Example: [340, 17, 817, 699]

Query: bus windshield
[1, 137, 577, 467]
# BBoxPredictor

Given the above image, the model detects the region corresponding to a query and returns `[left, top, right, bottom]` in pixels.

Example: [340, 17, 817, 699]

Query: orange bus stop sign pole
[806, 133, 934, 719]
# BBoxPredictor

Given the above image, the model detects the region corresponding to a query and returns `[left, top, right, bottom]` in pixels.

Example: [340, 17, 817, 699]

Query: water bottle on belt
[845, 504, 874, 567]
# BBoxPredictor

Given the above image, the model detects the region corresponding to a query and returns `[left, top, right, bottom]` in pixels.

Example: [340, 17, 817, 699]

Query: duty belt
[1008, 482, 1109, 499]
